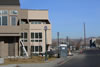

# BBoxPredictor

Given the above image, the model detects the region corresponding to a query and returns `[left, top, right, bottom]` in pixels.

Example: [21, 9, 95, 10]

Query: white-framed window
[0, 10, 8, 15]
[31, 46, 34, 52]
[2, 16, 7, 25]
[0, 16, 8, 26]
[31, 21, 42, 24]
[31, 32, 42, 42]
[0, 10, 2, 15]
[31, 46, 42, 53]
[43, 22, 46, 24]
[0, 16, 1, 25]
[10, 10, 18, 15]
[11, 16, 17, 26]
[35, 46, 38, 52]
[0, 10, 8, 26]
[21, 21, 26, 24]
[2, 10, 8, 15]
[21, 32, 28, 42]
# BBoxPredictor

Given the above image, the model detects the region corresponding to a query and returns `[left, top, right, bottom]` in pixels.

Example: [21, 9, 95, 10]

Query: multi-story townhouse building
[0, 0, 52, 57]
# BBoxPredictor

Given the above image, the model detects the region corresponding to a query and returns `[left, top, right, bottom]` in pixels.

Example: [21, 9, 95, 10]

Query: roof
[0, 0, 20, 5]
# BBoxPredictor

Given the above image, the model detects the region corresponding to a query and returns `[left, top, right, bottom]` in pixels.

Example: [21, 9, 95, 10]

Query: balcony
[0, 26, 21, 36]
[20, 24, 30, 30]
[30, 24, 51, 30]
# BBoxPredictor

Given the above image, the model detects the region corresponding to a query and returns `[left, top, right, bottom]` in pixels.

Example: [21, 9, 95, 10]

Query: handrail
[20, 39, 28, 57]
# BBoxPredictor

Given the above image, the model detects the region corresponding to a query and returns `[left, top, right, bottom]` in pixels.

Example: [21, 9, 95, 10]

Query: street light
[44, 26, 48, 61]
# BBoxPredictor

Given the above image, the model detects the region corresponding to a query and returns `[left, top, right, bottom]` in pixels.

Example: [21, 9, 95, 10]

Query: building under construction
[0, 0, 52, 57]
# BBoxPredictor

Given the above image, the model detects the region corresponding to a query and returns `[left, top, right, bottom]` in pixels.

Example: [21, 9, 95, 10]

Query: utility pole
[57, 32, 60, 58]
[66, 36, 68, 43]
[84, 23, 86, 49]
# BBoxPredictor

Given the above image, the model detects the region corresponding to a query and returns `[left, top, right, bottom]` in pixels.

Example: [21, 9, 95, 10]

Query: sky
[20, 0, 100, 39]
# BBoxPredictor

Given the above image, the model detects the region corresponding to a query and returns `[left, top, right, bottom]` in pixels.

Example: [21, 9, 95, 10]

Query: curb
[56, 57, 73, 66]
[56, 53, 78, 67]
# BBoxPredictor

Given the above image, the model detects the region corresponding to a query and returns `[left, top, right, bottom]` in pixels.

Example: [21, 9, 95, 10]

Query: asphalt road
[58, 48, 100, 67]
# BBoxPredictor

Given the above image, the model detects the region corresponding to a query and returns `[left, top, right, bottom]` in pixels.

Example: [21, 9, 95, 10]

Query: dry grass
[48, 57, 57, 61]
[0, 56, 56, 65]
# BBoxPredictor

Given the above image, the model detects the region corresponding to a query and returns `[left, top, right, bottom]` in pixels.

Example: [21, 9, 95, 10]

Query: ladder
[20, 39, 28, 57]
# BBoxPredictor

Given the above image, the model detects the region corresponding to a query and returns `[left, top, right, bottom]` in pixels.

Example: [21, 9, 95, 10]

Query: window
[39, 40, 42, 42]
[35, 22, 37, 24]
[31, 22, 35, 24]
[0, 11, 2, 15]
[35, 33, 38, 38]
[31, 32, 42, 42]
[22, 40, 27, 42]
[32, 46, 42, 52]
[0, 10, 8, 26]
[24, 32, 27, 38]
[21, 33, 23, 38]
[21, 32, 27, 38]
[0, 10, 8, 15]
[35, 40, 38, 42]
[37, 21, 41, 24]
[31, 33, 34, 38]
[43, 22, 46, 24]
[35, 46, 38, 52]
[2, 10, 8, 15]
[2, 16, 7, 25]
[25, 46, 28, 51]
[0, 16, 1, 25]
[31, 40, 34, 42]
[31, 46, 34, 52]
[11, 10, 18, 15]
[11, 16, 17, 26]
[21, 21, 26, 24]
[31, 21, 42, 24]
[39, 33, 42, 38]
[39, 46, 42, 52]
[21, 32, 28, 42]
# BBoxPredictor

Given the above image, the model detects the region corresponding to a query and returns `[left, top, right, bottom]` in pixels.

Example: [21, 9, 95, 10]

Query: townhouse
[0, 0, 52, 57]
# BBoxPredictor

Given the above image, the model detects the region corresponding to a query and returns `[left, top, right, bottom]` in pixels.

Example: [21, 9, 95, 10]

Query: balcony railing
[0, 26, 21, 36]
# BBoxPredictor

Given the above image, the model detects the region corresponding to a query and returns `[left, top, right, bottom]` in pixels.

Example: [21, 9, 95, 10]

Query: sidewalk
[0, 52, 78, 67]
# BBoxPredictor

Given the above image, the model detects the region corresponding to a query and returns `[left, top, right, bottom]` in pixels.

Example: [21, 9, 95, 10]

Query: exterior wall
[29, 23, 51, 53]
[0, 26, 20, 35]
[28, 10, 48, 20]
[20, 23, 52, 54]
[0, 6, 20, 25]
[19, 10, 49, 20]
[0, 5, 52, 57]
[19, 10, 52, 55]
[19, 24, 30, 56]
[19, 9, 28, 19]
[0, 6, 20, 57]
[29, 24, 52, 44]
[0, 42, 19, 57]
[0, 6, 21, 35]
[15, 43, 18, 56]
[0, 41, 8, 57]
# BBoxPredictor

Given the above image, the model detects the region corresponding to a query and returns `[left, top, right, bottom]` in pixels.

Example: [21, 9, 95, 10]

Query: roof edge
[21, 9, 48, 11]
